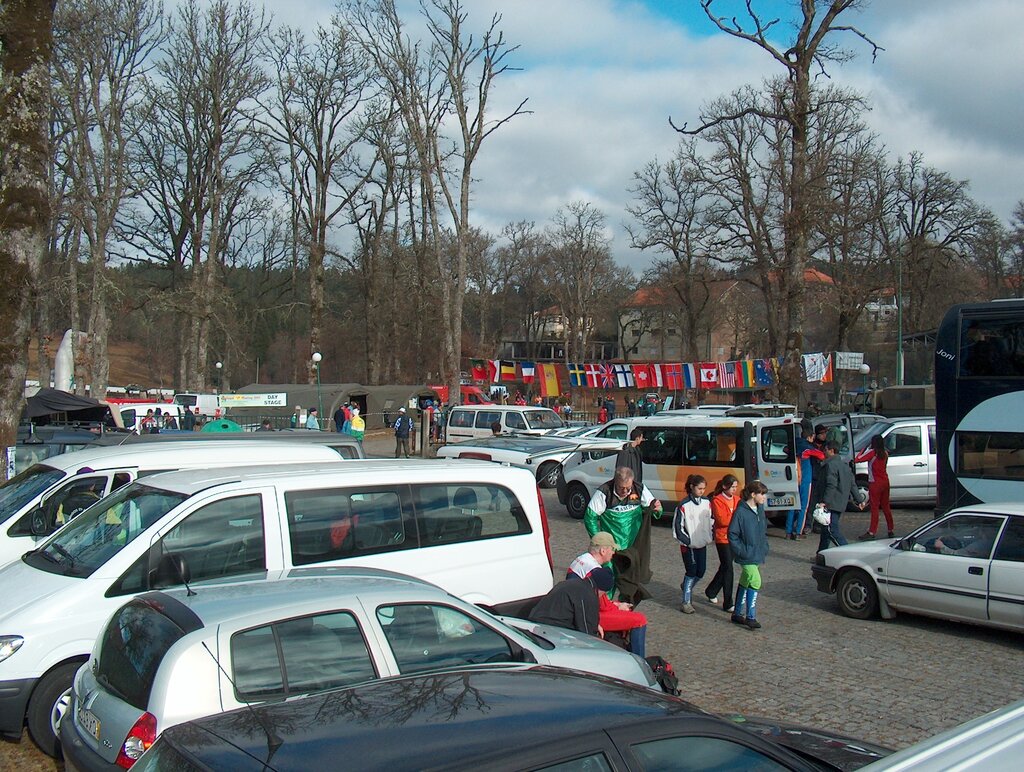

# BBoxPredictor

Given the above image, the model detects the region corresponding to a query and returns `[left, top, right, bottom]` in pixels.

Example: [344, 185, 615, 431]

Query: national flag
[754, 359, 774, 386]
[539, 363, 560, 396]
[585, 363, 602, 388]
[632, 364, 651, 389]
[470, 359, 487, 381]
[488, 359, 499, 383]
[699, 363, 719, 389]
[600, 364, 616, 389]
[663, 363, 683, 390]
[683, 363, 697, 389]
[500, 360, 516, 381]
[821, 354, 834, 384]
[567, 362, 587, 387]
[718, 361, 737, 389]
[614, 363, 635, 388]
[650, 364, 664, 388]
[520, 361, 536, 384]
[802, 353, 830, 383]
[736, 360, 756, 388]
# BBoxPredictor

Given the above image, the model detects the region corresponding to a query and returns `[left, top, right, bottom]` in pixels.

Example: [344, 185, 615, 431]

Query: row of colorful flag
[471, 354, 838, 396]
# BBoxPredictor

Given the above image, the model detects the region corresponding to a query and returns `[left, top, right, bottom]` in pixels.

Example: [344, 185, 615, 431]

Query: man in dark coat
[615, 428, 645, 484]
[528, 568, 614, 636]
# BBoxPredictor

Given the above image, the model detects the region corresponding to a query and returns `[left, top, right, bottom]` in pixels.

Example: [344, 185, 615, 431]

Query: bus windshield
[0, 464, 66, 519]
[23, 483, 187, 578]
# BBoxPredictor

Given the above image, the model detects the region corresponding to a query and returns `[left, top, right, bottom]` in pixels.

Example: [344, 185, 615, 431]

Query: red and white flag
[699, 363, 719, 389]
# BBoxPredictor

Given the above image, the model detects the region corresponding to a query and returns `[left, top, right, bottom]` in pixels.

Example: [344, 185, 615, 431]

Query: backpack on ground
[644, 655, 680, 696]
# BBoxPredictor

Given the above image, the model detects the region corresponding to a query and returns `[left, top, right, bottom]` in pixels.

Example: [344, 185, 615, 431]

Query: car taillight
[536, 486, 553, 570]
[116, 712, 157, 769]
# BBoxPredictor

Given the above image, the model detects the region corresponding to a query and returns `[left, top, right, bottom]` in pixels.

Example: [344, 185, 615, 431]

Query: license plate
[768, 496, 795, 508]
[77, 702, 101, 741]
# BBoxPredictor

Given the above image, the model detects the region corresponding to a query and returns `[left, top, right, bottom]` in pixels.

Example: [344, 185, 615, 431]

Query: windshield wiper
[48, 542, 77, 567]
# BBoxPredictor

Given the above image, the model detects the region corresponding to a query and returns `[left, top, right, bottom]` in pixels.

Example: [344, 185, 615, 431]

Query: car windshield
[854, 421, 891, 453]
[22, 483, 187, 578]
[0, 464, 65, 519]
[524, 410, 564, 430]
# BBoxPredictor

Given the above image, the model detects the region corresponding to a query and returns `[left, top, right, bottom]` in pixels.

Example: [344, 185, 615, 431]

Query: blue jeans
[628, 624, 646, 658]
[817, 509, 847, 552]
[786, 476, 813, 534]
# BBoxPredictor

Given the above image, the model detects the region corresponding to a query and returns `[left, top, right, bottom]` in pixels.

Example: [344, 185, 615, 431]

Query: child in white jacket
[673, 474, 715, 614]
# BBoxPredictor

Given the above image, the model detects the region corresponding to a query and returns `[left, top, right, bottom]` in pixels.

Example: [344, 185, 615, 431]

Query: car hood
[820, 539, 900, 566]
[726, 714, 893, 771]
[0, 557, 81, 625]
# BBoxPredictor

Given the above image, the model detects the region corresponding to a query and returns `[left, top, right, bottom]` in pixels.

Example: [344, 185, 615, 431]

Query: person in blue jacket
[728, 479, 770, 630]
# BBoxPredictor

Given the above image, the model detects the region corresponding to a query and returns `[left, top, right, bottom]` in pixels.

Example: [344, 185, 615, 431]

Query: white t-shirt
[567, 551, 601, 579]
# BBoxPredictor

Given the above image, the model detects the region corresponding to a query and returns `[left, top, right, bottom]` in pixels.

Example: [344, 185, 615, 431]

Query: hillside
[29, 338, 177, 392]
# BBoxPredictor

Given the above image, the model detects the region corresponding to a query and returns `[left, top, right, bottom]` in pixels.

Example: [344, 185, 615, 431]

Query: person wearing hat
[567, 531, 619, 581]
[393, 406, 415, 457]
[304, 407, 320, 431]
[528, 567, 614, 637]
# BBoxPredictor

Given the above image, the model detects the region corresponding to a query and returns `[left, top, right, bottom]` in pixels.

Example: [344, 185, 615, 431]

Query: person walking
[705, 474, 740, 613]
[350, 408, 365, 442]
[816, 440, 865, 552]
[856, 434, 895, 540]
[393, 407, 414, 457]
[673, 474, 714, 614]
[728, 479, 770, 630]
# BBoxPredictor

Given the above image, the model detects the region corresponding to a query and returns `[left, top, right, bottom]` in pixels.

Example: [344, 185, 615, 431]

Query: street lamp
[895, 210, 907, 386]
[859, 363, 871, 392]
[311, 352, 323, 429]
[214, 361, 222, 394]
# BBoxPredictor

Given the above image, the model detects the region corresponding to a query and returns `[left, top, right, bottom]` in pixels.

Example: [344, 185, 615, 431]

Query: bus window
[641, 429, 685, 466]
[959, 317, 1024, 377]
[958, 432, 1024, 480]
[760, 426, 793, 464]
[683, 428, 740, 466]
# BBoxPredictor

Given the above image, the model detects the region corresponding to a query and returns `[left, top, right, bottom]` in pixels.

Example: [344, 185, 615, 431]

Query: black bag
[645, 655, 680, 696]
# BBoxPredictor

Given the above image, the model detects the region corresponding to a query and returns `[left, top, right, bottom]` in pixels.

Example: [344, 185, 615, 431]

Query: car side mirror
[149, 552, 191, 589]
[29, 503, 52, 538]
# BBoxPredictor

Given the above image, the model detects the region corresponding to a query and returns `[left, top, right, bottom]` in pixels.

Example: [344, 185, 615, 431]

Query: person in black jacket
[529, 568, 614, 636]
[615, 428, 645, 484]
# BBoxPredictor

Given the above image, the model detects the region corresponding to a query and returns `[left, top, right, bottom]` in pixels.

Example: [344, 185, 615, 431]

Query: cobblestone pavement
[541, 489, 1024, 751]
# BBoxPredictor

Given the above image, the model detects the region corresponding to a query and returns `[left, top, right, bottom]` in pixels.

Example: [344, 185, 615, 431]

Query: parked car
[812, 504, 1024, 630]
[128, 667, 891, 772]
[61, 568, 657, 770]
[14, 425, 101, 476]
[445, 404, 564, 440]
[858, 696, 1024, 771]
[435, 434, 611, 487]
[852, 417, 936, 505]
[0, 459, 553, 756]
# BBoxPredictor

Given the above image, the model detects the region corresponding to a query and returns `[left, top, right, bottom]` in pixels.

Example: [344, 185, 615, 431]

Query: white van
[118, 403, 186, 433]
[557, 414, 821, 522]
[0, 440, 354, 567]
[172, 392, 220, 418]
[446, 404, 564, 440]
[0, 460, 552, 754]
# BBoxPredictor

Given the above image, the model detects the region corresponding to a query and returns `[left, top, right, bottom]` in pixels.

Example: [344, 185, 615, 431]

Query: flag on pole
[683, 363, 697, 389]
[754, 359, 774, 386]
[663, 363, 683, 390]
[632, 364, 651, 390]
[539, 363, 560, 396]
[520, 361, 536, 384]
[614, 364, 635, 388]
[699, 363, 719, 389]
[470, 359, 487, 381]
[585, 363, 602, 388]
[718, 361, 737, 389]
[567, 363, 587, 387]
[500, 360, 516, 381]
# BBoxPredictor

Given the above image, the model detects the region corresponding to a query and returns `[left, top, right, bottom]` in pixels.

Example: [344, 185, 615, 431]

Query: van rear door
[751, 419, 800, 513]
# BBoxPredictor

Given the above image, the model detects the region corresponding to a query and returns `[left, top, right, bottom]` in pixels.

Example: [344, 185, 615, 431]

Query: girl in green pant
[727, 480, 770, 630]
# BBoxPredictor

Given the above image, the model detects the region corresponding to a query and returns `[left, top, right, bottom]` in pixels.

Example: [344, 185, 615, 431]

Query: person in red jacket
[704, 474, 740, 613]
[856, 434, 895, 540]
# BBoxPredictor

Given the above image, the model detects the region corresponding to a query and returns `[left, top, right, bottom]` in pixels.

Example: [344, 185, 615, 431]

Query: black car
[131, 666, 889, 772]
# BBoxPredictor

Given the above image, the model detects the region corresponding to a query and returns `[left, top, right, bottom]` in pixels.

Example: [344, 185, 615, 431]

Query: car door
[926, 422, 937, 498]
[883, 514, 1002, 623]
[987, 516, 1024, 630]
[757, 421, 799, 512]
[884, 424, 929, 499]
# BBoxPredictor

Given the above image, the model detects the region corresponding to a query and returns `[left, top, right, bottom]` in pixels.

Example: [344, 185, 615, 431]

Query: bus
[934, 298, 1024, 512]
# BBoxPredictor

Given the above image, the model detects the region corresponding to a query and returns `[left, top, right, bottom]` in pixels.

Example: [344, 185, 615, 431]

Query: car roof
[450, 404, 556, 412]
[135, 457, 532, 495]
[92, 430, 363, 447]
[162, 667, 702, 770]
[149, 567, 446, 625]
[948, 503, 1024, 517]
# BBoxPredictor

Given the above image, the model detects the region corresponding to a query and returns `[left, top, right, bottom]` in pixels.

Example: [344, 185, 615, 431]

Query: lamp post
[895, 210, 907, 385]
[214, 361, 222, 393]
[311, 352, 323, 430]
[859, 362, 871, 392]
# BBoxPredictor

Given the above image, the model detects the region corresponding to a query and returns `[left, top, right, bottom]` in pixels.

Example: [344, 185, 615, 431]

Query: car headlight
[0, 636, 24, 663]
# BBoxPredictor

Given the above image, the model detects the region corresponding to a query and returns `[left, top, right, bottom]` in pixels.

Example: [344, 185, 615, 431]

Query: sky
[243, 0, 1024, 272]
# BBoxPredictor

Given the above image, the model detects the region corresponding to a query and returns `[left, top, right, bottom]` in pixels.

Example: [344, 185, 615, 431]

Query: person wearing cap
[305, 407, 320, 431]
[528, 567, 614, 637]
[393, 406, 415, 457]
[567, 532, 619, 581]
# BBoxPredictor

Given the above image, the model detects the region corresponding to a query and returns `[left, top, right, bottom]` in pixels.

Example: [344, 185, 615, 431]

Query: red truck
[429, 384, 495, 405]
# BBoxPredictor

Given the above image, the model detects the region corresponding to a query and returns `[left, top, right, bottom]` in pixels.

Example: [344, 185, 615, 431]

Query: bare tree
[1008, 201, 1024, 299]
[676, 0, 880, 401]
[52, 0, 165, 398]
[0, 0, 56, 470]
[260, 16, 377, 383]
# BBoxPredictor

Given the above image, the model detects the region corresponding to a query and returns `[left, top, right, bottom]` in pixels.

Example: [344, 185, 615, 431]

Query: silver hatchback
[60, 567, 657, 770]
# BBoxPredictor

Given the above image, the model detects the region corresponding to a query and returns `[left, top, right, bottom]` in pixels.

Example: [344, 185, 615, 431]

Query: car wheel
[836, 568, 879, 620]
[27, 661, 82, 758]
[537, 462, 560, 489]
[566, 483, 589, 520]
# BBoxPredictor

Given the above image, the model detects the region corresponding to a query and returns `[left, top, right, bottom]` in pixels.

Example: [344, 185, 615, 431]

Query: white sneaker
[706, 594, 720, 604]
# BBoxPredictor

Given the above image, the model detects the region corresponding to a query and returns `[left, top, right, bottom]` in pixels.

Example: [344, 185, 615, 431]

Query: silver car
[812, 504, 1024, 630]
[61, 567, 657, 770]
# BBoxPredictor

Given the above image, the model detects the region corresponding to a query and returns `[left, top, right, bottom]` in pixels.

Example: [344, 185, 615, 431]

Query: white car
[435, 434, 611, 487]
[60, 568, 657, 769]
[812, 504, 1024, 630]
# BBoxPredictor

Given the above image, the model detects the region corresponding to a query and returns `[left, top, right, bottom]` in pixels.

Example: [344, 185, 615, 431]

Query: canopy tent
[22, 387, 125, 429]
[231, 383, 441, 430]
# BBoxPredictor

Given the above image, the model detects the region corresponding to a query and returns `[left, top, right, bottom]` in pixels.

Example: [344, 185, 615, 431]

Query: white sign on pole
[217, 393, 289, 408]
[834, 352, 865, 370]
[5, 446, 15, 479]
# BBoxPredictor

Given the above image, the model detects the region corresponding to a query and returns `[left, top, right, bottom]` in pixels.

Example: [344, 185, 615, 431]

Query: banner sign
[834, 352, 865, 370]
[218, 393, 289, 408]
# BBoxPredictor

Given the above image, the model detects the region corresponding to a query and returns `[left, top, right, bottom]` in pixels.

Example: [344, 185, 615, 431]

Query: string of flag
[470, 354, 838, 397]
